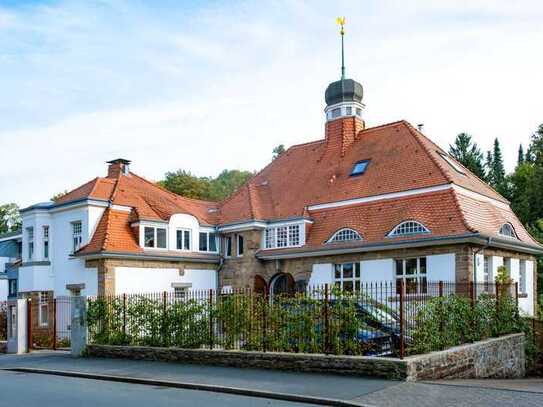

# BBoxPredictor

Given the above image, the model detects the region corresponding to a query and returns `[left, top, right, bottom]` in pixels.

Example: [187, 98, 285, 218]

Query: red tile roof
[65, 119, 539, 257]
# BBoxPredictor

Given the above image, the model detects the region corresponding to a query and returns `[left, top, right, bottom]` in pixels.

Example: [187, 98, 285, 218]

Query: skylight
[350, 160, 370, 176]
[438, 152, 466, 176]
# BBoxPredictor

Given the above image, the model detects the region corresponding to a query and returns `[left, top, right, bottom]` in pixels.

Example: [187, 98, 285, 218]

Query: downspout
[473, 237, 492, 298]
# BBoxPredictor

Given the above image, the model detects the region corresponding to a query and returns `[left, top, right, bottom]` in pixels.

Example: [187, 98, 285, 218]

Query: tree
[158, 169, 254, 201]
[448, 133, 486, 179]
[158, 170, 212, 200]
[0, 203, 21, 234]
[51, 190, 69, 202]
[208, 169, 254, 201]
[486, 138, 509, 198]
[272, 144, 285, 160]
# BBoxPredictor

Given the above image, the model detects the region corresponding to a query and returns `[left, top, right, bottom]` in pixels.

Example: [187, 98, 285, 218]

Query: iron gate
[27, 294, 71, 350]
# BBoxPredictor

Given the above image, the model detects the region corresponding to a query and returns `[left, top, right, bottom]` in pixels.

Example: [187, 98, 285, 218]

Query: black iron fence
[0, 301, 7, 341]
[87, 281, 521, 358]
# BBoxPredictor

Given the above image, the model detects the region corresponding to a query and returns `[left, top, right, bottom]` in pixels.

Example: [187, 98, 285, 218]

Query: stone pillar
[71, 296, 87, 357]
[7, 299, 28, 354]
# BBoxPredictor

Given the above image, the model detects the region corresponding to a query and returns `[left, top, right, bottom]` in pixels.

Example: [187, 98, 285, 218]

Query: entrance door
[270, 273, 295, 297]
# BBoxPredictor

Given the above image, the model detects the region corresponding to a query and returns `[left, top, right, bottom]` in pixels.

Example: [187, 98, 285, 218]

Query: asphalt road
[0, 370, 315, 407]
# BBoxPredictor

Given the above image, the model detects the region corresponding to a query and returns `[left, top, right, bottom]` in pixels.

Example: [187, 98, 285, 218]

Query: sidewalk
[1, 351, 542, 406]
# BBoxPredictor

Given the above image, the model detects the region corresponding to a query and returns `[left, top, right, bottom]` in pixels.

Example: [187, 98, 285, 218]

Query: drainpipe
[473, 237, 492, 298]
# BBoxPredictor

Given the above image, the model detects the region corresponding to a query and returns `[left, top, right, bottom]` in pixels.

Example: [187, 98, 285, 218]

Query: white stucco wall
[308, 263, 334, 287]
[519, 260, 535, 316]
[360, 259, 394, 283]
[491, 256, 503, 281]
[427, 253, 456, 282]
[474, 253, 485, 283]
[168, 214, 201, 252]
[114, 267, 217, 295]
[509, 258, 520, 289]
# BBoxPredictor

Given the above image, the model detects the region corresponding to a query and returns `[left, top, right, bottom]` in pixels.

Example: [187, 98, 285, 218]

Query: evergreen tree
[448, 133, 486, 179]
[517, 144, 524, 167]
[487, 138, 509, 197]
[0, 203, 21, 234]
[272, 144, 285, 160]
[485, 150, 494, 186]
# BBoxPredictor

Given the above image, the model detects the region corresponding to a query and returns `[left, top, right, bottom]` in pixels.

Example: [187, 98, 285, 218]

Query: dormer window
[144, 226, 167, 249]
[388, 221, 430, 238]
[499, 223, 517, 239]
[350, 160, 370, 176]
[327, 228, 362, 243]
[199, 231, 218, 253]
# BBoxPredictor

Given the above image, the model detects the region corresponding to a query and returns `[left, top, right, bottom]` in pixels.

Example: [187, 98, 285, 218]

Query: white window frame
[199, 231, 218, 253]
[43, 225, 49, 259]
[143, 226, 168, 249]
[519, 259, 527, 294]
[395, 257, 427, 295]
[236, 234, 244, 257]
[388, 221, 430, 238]
[334, 262, 361, 292]
[327, 228, 362, 243]
[483, 255, 492, 292]
[498, 223, 518, 239]
[39, 292, 49, 327]
[264, 224, 302, 249]
[225, 236, 232, 258]
[71, 221, 83, 253]
[176, 228, 191, 251]
[27, 227, 34, 260]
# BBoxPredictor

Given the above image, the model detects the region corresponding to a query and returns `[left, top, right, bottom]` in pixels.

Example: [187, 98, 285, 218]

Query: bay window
[264, 224, 301, 249]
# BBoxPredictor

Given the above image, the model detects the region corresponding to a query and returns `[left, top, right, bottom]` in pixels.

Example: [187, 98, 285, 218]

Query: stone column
[70, 296, 87, 357]
[7, 299, 28, 354]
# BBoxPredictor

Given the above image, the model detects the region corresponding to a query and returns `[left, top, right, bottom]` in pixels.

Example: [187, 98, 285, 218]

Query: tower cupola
[324, 17, 365, 123]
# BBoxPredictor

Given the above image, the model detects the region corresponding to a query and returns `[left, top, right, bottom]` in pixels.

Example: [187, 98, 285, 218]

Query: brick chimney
[107, 158, 131, 178]
[325, 115, 365, 156]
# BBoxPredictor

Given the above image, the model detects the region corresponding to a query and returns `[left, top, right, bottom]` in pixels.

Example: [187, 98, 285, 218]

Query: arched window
[499, 223, 517, 239]
[388, 221, 430, 237]
[327, 228, 362, 243]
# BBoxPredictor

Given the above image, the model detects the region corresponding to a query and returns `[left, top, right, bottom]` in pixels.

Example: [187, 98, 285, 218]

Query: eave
[74, 250, 221, 264]
[256, 233, 543, 260]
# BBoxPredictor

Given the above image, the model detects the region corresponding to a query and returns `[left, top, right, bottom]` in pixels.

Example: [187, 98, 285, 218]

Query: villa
[8, 69, 540, 317]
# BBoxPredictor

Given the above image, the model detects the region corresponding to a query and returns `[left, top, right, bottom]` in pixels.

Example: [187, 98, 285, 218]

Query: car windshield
[359, 303, 397, 325]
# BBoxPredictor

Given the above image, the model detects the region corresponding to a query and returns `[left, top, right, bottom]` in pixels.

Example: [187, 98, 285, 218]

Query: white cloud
[0, 0, 542, 206]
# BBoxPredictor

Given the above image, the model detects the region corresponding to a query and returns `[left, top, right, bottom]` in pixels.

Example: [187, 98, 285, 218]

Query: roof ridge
[288, 139, 326, 150]
[357, 119, 406, 136]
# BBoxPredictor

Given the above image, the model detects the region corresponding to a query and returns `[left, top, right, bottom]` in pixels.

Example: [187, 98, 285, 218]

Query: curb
[2, 367, 372, 407]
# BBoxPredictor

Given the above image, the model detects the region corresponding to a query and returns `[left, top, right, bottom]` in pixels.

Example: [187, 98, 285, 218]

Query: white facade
[114, 267, 217, 295]
[18, 202, 103, 297]
[0, 278, 7, 302]
[308, 254, 455, 286]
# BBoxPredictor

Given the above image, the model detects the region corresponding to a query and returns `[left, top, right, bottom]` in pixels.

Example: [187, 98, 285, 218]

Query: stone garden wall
[85, 333, 524, 381]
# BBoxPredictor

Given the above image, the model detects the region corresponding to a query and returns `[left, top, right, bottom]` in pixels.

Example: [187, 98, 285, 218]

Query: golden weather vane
[336, 17, 346, 79]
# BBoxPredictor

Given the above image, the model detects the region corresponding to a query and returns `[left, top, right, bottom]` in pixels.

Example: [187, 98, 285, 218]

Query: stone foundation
[85, 333, 525, 381]
[405, 333, 525, 380]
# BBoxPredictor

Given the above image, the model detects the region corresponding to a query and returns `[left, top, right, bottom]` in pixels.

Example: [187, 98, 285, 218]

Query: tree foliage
[51, 190, 69, 202]
[448, 133, 486, 179]
[0, 203, 21, 234]
[272, 144, 285, 160]
[158, 169, 253, 201]
[486, 138, 510, 198]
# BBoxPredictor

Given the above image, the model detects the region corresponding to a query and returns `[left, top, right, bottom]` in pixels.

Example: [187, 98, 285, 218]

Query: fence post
[122, 294, 127, 338]
[515, 282, 519, 308]
[162, 291, 167, 346]
[438, 281, 443, 349]
[324, 284, 330, 354]
[27, 298, 32, 352]
[52, 298, 57, 351]
[262, 291, 268, 352]
[208, 289, 214, 350]
[399, 280, 405, 359]
[70, 295, 87, 357]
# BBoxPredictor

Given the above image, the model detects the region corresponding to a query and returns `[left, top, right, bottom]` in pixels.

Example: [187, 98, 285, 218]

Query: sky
[1, 0, 542, 207]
